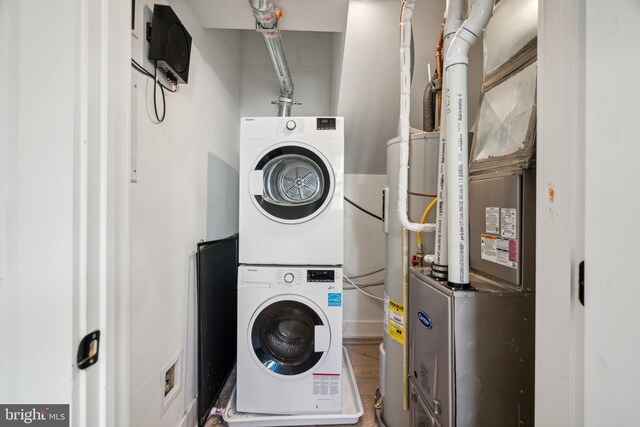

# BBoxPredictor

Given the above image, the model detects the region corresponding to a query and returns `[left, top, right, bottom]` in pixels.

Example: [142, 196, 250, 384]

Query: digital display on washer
[316, 118, 336, 130]
[307, 270, 335, 282]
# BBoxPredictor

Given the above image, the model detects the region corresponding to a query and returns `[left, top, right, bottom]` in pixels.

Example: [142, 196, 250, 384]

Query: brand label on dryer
[313, 373, 340, 396]
[328, 293, 342, 307]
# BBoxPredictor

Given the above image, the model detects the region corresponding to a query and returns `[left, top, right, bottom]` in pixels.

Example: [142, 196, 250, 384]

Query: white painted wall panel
[584, 1, 640, 426]
[129, 1, 241, 426]
[240, 30, 333, 117]
[343, 174, 386, 338]
[0, 0, 75, 405]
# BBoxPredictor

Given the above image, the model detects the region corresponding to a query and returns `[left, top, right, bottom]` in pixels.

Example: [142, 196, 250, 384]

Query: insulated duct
[432, 0, 465, 280]
[248, 0, 296, 117]
[445, 0, 494, 288]
[397, 0, 436, 234]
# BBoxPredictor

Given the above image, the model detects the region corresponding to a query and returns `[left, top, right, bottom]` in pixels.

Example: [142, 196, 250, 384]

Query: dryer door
[250, 297, 330, 376]
[249, 143, 334, 224]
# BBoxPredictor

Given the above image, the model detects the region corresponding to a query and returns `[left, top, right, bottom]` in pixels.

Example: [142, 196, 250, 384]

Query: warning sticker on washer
[501, 208, 517, 238]
[313, 373, 341, 396]
[481, 234, 517, 269]
[387, 298, 405, 344]
[485, 207, 500, 234]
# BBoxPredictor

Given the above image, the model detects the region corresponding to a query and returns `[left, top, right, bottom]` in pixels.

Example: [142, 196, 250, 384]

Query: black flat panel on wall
[197, 235, 238, 427]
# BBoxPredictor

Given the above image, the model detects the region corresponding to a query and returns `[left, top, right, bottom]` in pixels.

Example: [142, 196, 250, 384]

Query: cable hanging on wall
[130, 59, 178, 124]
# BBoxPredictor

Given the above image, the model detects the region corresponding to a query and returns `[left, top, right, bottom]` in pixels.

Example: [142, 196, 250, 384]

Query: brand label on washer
[501, 208, 517, 238]
[387, 298, 405, 344]
[485, 207, 500, 234]
[481, 234, 518, 269]
[313, 373, 340, 396]
[328, 293, 342, 307]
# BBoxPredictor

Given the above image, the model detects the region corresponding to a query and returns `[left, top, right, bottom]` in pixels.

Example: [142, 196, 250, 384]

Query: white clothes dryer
[236, 265, 343, 415]
[239, 117, 344, 266]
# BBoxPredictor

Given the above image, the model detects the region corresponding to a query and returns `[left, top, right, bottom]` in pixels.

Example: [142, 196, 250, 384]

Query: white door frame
[537, 0, 585, 426]
[74, 0, 132, 425]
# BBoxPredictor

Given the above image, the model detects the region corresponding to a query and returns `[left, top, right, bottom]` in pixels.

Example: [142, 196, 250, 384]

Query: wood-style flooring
[207, 342, 381, 427]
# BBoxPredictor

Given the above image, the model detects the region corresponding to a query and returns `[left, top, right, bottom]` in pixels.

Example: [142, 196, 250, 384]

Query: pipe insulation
[445, 0, 494, 287]
[397, 0, 436, 234]
[248, 0, 295, 117]
[432, 0, 465, 279]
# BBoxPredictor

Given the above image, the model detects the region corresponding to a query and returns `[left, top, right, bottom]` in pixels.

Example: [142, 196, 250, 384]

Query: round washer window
[251, 300, 326, 376]
[251, 144, 334, 223]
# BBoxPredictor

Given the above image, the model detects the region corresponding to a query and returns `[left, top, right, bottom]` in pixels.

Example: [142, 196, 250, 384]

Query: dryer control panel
[307, 270, 335, 282]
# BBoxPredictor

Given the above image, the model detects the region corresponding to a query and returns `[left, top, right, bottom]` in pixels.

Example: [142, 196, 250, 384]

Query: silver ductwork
[248, 0, 296, 117]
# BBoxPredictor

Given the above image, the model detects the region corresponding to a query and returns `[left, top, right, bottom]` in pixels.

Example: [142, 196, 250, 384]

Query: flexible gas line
[417, 197, 438, 247]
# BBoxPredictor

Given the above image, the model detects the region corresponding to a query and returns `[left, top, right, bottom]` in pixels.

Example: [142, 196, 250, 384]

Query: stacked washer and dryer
[237, 117, 345, 415]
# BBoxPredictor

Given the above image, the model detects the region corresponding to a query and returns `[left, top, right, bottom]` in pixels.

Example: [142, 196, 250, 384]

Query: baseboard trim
[343, 320, 383, 340]
[344, 336, 383, 345]
[178, 395, 198, 427]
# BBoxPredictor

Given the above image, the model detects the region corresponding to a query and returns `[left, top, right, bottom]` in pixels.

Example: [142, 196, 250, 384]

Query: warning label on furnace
[485, 207, 500, 234]
[501, 208, 517, 238]
[386, 297, 405, 344]
[481, 234, 517, 269]
[313, 374, 340, 396]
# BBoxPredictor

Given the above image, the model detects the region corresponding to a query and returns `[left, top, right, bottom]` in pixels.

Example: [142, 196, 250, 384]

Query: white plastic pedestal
[223, 347, 364, 426]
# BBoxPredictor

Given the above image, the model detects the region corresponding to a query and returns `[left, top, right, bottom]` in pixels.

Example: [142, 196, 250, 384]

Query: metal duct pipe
[432, 0, 464, 280]
[445, 0, 494, 288]
[248, 0, 295, 116]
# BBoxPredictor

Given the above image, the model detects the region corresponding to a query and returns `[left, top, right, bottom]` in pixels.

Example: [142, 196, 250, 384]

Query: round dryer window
[250, 143, 334, 223]
[250, 299, 328, 376]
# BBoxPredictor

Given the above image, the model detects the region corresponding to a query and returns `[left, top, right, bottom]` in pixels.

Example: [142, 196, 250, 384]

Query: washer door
[249, 143, 334, 224]
[250, 298, 330, 376]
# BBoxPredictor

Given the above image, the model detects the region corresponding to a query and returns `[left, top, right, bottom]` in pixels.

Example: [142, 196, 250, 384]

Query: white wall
[584, 1, 640, 425]
[240, 30, 334, 117]
[343, 174, 387, 338]
[129, 1, 240, 426]
[0, 0, 75, 405]
[336, 0, 482, 174]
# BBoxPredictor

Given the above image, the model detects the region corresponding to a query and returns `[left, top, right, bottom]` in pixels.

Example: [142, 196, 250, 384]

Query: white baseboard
[342, 320, 383, 339]
[178, 395, 199, 427]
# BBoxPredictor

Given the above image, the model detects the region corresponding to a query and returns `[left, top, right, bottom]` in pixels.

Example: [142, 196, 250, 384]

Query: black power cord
[344, 196, 383, 221]
[130, 59, 178, 124]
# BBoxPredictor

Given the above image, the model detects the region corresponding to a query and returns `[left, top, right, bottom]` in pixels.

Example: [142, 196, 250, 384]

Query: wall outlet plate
[160, 350, 182, 417]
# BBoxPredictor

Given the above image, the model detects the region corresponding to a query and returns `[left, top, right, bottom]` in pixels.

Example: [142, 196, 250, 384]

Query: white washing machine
[239, 117, 344, 266]
[236, 265, 343, 415]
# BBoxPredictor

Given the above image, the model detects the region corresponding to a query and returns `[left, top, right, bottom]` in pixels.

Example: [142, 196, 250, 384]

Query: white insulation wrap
[433, 0, 465, 272]
[397, 0, 435, 234]
[445, 0, 494, 286]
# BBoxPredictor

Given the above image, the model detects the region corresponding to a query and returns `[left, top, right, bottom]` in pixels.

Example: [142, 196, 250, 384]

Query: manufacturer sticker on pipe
[480, 234, 517, 269]
[386, 297, 405, 344]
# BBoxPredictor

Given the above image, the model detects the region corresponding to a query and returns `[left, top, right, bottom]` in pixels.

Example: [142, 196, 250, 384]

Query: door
[249, 296, 331, 376]
[0, 1, 128, 426]
[249, 143, 335, 223]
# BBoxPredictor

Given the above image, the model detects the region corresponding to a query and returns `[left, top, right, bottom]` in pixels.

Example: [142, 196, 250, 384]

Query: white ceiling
[186, 0, 350, 32]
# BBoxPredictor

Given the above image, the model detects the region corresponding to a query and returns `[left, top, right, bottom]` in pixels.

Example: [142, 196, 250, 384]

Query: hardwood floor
[207, 342, 382, 427]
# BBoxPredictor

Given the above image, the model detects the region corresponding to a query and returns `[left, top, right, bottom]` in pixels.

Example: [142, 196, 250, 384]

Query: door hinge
[578, 261, 585, 306]
[77, 330, 101, 370]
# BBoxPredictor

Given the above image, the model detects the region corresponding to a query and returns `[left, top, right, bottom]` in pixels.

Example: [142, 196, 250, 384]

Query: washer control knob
[286, 120, 296, 131]
[284, 273, 294, 283]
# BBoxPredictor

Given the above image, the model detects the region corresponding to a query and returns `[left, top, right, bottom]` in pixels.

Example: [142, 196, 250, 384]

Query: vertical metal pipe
[248, 0, 295, 116]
